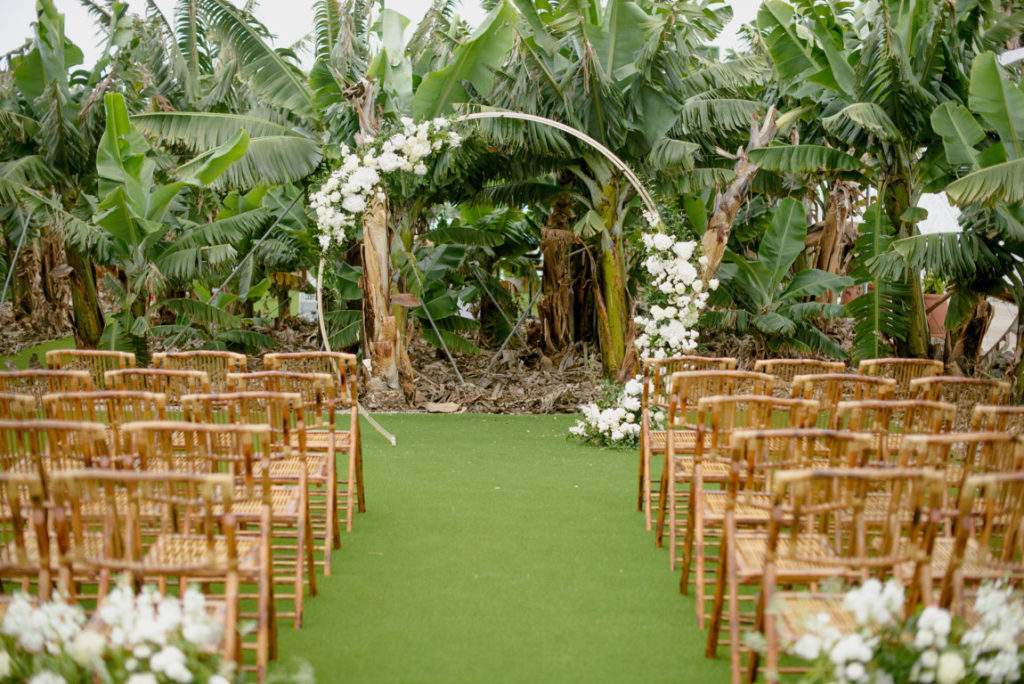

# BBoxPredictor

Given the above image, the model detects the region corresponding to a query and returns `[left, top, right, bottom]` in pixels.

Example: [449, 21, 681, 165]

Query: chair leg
[355, 436, 366, 514]
[693, 509, 709, 628]
[637, 433, 646, 514]
[655, 468, 669, 549]
[679, 488, 698, 596]
[706, 535, 728, 658]
[746, 590, 766, 684]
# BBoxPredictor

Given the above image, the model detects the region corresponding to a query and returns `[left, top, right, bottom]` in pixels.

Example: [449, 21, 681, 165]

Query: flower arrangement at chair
[570, 219, 709, 448]
[782, 580, 1024, 684]
[310, 117, 462, 251]
[0, 582, 238, 684]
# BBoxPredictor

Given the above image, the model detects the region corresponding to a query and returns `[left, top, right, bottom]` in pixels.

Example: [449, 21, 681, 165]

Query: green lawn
[271, 414, 728, 683]
[0, 336, 75, 369]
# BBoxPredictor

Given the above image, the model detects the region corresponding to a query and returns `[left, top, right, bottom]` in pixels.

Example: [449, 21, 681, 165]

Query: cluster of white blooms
[0, 584, 232, 684]
[310, 117, 462, 250]
[570, 376, 662, 448]
[786, 580, 1024, 684]
[634, 231, 715, 360]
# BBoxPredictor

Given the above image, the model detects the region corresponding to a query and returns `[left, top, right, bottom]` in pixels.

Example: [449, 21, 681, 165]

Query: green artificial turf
[271, 414, 729, 683]
[0, 336, 75, 369]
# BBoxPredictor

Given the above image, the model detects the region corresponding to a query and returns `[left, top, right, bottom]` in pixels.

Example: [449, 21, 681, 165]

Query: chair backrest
[857, 358, 944, 400]
[0, 471, 51, 596]
[940, 471, 1024, 609]
[0, 419, 110, 478]
[181, 391, 306, 459]
[753, 359, 846, 396]
[767, 468, 944, 600]
[909, 376, 1012, 431]
[791, 374, 896, 426]
[666, 370, 774, 431]
[121, 421, 270, 484]
[0, 392, 36, 420]
[227, 371, 337, 433]
[971, 404, 1024, 435]
[263, 352, 358, 406]
[642, 356, 738, 412]
[834, 399, 956, 465]
[152, 351, 246, 393]
[0, 370, 93, 406]
[691, 395, 820, 464]
[41, 391, 166, 457]
[45, 349, 135, 390]
[899, 432, 1020, 493]
[105, 368, 211, 408]
[728, 429, 872, 496]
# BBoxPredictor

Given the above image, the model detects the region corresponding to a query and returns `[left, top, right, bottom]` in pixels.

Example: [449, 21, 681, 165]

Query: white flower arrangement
[570, 375, 665, 448]
[0, 582, 239, 683]
[781, 579, 1024, 684]
[310, 117, 462, 250]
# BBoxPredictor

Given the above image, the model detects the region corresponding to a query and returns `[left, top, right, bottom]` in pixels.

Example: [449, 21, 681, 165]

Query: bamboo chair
[833, 399, 955, 465]
[0, 419, 109, 484]
[0, 369, 92, 407]
[153, 350, 246, 393]
[909, 376, 1011, 431]
[971, 404, 1024, 436]
[790, 374, 896, 427]
[41, 391, 166, 457]
[105, 368, 211, 418]
[692, 429, 869, 641]
[638, 356, 738, 530]
[0, 392, 36, 420]
[122, 420, 311, 631]
[0, 472, 51, 598]
[45, 349, 135, 390]
[654, 370, 774, 553]
[50, 470, 271, 680]
[753, 359, 846, 398]
[228, 371, 353, 569]
[939, 471, 1024, 613]
[180, 392, 317, 627]
[755, 468, 945, 684]
[661, 395, 819, 609]
[857, 357, 944, 400]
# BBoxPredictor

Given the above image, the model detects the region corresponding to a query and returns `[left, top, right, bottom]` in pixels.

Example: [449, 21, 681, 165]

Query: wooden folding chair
[45, 349, 135, 390]
[939, 470, 1024, 613]
[0, 472, 51, 598]
[41, 390, 166, 457]
[180, 392, 318, 626]
[105, 368, 211, 417]
[0, 392, 36, 420]
[654, 369, 774, 556]
[638, 355, 737, 531]
[755, 469, 945, 684]
[0, 419, 110, 483]
[857, 357, 944, 400]
[228, 371, 355, 571]
[662, 395, 818, 608]
[153, 350, 246, 393]
[909, 376, 1011, 431]
[753, 359, 846, 397]
[833, 399, 956, 465]
[0, 369, 93, 407]
[790, 374, 896, 427]
[692, 429, 868, 638]
[971, 404, 1024, 435]
[51, 470, 272, 680]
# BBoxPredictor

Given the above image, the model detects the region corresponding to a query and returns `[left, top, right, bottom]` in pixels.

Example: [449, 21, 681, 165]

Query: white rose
[28, 673, 67, 684]
[920, 649, 939, 669]
[844, 662, 866, 682]
[651, 233, 674, 251]
[0, 652, 10, 678]
[126, 675, 159, 684]
[342, 194, 367, 214]
[69, 630, 106, 666]
[413, 162, 428, 175]
[935, 652, 966, 684]
[708, 278, 719, 290]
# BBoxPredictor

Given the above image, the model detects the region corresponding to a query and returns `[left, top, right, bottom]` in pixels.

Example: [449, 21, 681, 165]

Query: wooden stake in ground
[700, 108, 778, 279]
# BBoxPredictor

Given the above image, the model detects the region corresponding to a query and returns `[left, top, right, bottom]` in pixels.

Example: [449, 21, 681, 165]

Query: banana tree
[703, 198, 852, 358]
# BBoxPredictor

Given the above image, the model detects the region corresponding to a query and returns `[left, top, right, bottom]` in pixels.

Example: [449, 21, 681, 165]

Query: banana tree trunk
[361, 197, 400, 389]
[538, 193, 574, 354]
[595, 183, 630, 378]
[1012, 305, 1024, 402]
[65, 245, 104, 348]
[700, 108, 778, 279]
[883, 172, 930, 358]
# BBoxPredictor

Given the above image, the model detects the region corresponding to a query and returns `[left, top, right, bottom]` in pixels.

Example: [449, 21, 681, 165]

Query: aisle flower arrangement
[570, 222, 709, 448]
[783, 580, 1024, 684]
[310, 117, 462, 251]
[0, 583, 237, 684]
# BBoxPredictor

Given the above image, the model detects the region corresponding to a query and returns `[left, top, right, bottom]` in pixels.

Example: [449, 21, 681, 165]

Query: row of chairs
[634, 355, 1021, 683]
[0, 349, 365, 681]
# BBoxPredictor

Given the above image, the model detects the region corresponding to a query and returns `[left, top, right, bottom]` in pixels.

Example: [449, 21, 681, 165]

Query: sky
[0, 0, 763, 67]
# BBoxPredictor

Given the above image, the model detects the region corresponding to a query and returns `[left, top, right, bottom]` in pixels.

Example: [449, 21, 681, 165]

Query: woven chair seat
[773, 593, 857, 646]
[144, 534, 261, 573]
[216, 486, 301, 517]
[295, 430, 350, 450]
[648, 430, 712, 453]
[733, 534, 843, 578]
[702, 492, 772, 520]
[3, 532, 104, 567]
[671, 457, 732, 481]
[80, 493, 162, 518]
[253, 454, 330, 480]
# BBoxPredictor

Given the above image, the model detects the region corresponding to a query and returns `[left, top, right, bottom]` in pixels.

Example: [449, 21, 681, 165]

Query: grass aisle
[272, 414, 728, 682]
